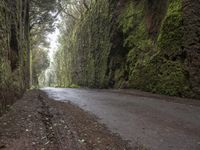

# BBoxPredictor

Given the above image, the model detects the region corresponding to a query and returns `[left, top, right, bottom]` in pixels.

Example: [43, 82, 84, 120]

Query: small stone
[45, 141, 49, 145]
[79, 139, 85, 143]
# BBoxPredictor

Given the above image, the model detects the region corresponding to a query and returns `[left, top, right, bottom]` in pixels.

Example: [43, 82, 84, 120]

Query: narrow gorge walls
[55, 0, 200, 98]
[0, 0, 30, 113]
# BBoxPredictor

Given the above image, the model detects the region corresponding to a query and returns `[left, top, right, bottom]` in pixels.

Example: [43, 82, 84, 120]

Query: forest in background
[0, 0, 200, 114]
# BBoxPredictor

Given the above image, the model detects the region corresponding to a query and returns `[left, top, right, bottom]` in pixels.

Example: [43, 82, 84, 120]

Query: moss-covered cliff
[55, 0, 200, 98]
[120, 0, 188, 96]
[183, 0, 200, 98]
[0, 0, 30, 113]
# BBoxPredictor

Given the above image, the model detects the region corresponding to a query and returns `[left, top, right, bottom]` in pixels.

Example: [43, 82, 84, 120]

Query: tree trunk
[24, 0, 31, 89]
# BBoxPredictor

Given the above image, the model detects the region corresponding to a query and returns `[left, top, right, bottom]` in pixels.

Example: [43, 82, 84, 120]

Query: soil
[0, 90, 135, 150]
[42, 88, 200, 150]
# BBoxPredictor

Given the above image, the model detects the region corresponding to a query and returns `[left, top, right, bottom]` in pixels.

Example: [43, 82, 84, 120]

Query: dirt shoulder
[0, 90, 136, 150]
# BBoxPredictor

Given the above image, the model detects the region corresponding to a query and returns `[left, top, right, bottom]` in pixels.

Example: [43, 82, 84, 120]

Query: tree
[32, 48, 50, 86]
[29, 0, 59, 86]
[30, 0, 59, 49]
[30, 0, 93, 87]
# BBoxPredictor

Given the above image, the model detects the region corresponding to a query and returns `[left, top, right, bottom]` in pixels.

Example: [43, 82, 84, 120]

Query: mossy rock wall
[58, 0, 200, 98]
[183, 0, 200, 97]
[58, 0, 113, 88]
[0, 0, 29, 113]
[121, 0, 190, 96]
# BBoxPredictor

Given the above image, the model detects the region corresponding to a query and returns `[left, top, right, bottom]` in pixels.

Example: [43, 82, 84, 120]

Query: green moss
[56, 0, 112, 88]
[68, 84, 80, 88]
[158, 0, 183, 58]
[128, 53, 190, 96]
[119, 1, 149, 49]
[1, 0, 29, 110]
[55, 0, 194, 98]
[154, 0, 187, 96]
[118, 1, 141, 34]
[156, 61, 189, 96]
[124, 0, 190, 97]
[128, 58, 158, 92]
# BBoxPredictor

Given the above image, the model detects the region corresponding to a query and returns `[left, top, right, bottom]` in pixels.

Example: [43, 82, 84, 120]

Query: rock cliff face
[0, 0, 30, 113]
[57, 0, 200, 98]
[183, 0, 200, 97]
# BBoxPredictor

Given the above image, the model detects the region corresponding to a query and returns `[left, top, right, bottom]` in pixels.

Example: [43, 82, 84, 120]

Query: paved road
[42, 88, 200, 150]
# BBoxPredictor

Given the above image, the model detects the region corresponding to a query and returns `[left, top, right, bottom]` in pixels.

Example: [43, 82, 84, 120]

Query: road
[42, 88, 200, 150]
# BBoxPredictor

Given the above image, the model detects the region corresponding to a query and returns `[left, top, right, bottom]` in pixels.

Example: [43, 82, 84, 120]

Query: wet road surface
[42, 88, 200, 150]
